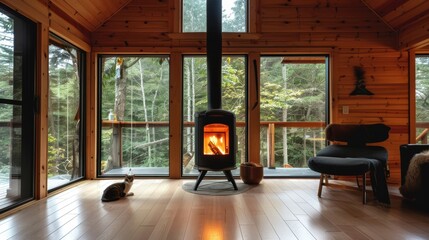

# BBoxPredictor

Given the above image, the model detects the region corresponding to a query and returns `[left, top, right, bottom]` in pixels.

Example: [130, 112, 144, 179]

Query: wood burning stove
[193, 0, 237, 191]
[194, 110, 237, 190]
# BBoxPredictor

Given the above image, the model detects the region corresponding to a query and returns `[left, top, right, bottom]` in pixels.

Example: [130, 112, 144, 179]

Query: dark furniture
[399, 144, 429, 202]
[308, 123, 391, 204]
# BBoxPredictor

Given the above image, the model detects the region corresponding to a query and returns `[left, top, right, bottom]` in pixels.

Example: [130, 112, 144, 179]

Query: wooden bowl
[240, 162, 263, 184]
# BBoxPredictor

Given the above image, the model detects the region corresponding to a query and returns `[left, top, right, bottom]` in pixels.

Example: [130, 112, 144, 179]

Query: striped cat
[101, 170, 134, 202]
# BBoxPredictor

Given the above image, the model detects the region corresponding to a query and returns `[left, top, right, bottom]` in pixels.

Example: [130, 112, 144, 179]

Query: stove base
[194, 169, 238, 191]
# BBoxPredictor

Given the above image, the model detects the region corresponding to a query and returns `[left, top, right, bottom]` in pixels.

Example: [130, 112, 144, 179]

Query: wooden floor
[0, 179, 429, 240]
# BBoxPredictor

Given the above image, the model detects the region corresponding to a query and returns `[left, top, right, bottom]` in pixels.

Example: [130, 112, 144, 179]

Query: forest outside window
[98, 56, 170, 177]
[48, 34, 85, 190]
[182, 0, 247, 32]
[415, 55, 429, 144]
[0, 4, 36, 213]
[259, 56, 328, 176]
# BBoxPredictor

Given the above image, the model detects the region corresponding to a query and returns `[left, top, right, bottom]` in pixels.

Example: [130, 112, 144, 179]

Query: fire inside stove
[203, 124, 229, 155]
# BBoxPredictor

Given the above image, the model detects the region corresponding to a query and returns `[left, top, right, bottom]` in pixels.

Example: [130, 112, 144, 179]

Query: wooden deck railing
[102, 120, 326, 168]
[101, 120, 326, 128]
[416, 122, 429, 144]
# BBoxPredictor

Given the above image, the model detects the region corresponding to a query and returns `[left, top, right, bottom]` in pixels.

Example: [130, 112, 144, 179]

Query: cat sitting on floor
[101, 170, 134, 202]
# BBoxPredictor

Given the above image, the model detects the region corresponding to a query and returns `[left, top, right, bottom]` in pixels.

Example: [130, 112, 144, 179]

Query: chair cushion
[316, 145, 388, 164]
[308, 156, 371, 175]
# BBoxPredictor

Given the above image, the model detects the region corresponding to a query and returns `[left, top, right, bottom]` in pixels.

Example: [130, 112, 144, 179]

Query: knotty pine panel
[92, 32, 397, 49]
[49, 10, 91, 50]
[260, 20, 388, 33]
[92, 0, 397, 49]
[95, 0, 170, 34]
[259, 0, 392, 34]
[49, 0, 132, 32]
[2, 0, 49, 25]
[399, 15, 429, 49]
[332, 49, 409, 184]
[384, 1, 429, 28]
[260, 0, 366, 8]
[49, 0, 99, 31]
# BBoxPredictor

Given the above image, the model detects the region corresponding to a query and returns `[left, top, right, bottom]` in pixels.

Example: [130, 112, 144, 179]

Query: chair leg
[318, 174, 325, 197]
[362, 173, 367, 204]
[356, 176, 360, 188]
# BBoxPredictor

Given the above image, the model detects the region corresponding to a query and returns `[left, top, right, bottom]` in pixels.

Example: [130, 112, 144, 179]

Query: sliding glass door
[48, 34, 85, 190]
[0, 4, 36, 213]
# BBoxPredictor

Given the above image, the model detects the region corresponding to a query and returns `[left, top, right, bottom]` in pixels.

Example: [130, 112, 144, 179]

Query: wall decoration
[350, 66, 373, 95]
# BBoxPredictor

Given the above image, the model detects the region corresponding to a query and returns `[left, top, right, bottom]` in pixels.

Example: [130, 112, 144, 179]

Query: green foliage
[47, 136, 70, 177]
[48, 41, 81, 178]
[260, 57, 327, 168]
[416, 56, 429, 141]
[183, 0, 246, 32]
[100, 56, 170, 170]
[416, 56, 429, 122]
[0, 12, 15, 105]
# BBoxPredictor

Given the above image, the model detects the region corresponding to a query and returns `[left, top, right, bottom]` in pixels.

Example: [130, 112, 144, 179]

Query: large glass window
[415, 55, 429, 143]
[182, 0, 247, 32]
[48, 35, 85, 190]
[182, 56, 246, 176]
[0, 4, 36, 213]
[98, 56, 170, 176]
[260, 56, 328, 176]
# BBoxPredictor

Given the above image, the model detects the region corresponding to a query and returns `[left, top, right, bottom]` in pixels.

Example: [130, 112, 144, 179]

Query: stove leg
[194, 170, 207, 191]
[223, 170, 238, 190]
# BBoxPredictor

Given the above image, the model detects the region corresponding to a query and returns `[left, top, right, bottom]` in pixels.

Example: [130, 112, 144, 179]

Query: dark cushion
[316, 145, 388, 164]
[400, 144, 429, 184]
[308, 156, 371, 175]
[326, 124, 390, 146]
[399, 144, 429, 202]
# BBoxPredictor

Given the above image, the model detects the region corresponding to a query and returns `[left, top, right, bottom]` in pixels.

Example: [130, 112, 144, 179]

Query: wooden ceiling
[48, 0, 133, 32]
[47, 0, 429, 48]
[362, 0, 429, 31]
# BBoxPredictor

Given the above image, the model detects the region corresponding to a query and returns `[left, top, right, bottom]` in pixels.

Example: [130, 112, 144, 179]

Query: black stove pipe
[207, 0, 222, 110]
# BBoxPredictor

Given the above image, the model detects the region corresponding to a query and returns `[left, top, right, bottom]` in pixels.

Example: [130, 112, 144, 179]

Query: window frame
[0, 3, 36, 213]
[181, 0, 248, 33]
[96, 54, 171, 177]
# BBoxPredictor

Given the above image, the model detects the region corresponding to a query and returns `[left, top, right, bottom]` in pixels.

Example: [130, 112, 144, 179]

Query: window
[260, 56, 328, 176]
[0, 4, 36, 213]
[415, 55, 429, 143]
[182, 0, 247, 32]
[98, 56, 170, 176]
[48, 34, 85, 190]
[182, 55, 247, 176]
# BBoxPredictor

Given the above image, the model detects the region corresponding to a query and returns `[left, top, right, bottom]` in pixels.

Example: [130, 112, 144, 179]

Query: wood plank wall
[91, 0, 409, 183]
[332, 48, 409, 183]
[4, 0, 428, 185]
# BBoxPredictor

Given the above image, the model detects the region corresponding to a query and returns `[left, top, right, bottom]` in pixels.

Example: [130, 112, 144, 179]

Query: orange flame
[203, 124, 229, 155]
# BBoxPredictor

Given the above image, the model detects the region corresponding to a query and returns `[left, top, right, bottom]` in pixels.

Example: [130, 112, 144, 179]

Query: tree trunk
[139, 59, 152, 166]
[66, 48, 80, 179]
[191, 58, 196, 152]
[150, 60, 164, 163]
[281, 63, 289, 167]
[185, 61, 192, 154]
[105, 57, 139, 171]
